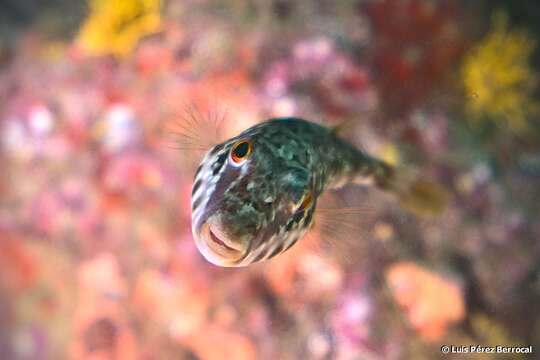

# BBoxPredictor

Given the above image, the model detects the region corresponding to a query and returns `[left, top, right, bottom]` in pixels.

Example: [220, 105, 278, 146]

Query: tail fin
[381, 166, 450, 217]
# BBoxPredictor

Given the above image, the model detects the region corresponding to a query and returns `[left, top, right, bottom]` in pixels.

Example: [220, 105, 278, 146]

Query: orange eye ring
[230, 140, 252, 165]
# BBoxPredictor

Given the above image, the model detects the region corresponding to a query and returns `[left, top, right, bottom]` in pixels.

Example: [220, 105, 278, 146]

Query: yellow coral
[461, 11, 538, 133]
[77, 0, 162, 57]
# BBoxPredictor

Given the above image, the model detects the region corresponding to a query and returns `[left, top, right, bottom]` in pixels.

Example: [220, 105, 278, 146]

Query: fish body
[191, 117, 447, 267]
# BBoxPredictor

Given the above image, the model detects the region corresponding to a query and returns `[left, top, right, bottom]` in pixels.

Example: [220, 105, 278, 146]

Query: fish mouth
[206, 224, 243, 256]
[194, 217, 247, 266]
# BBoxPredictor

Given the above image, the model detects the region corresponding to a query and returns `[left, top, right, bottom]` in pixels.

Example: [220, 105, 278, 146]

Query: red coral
[366, 0, 465, 115]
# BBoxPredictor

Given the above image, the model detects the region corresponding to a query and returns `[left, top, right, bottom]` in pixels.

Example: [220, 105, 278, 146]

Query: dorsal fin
[330, 118, 357, 137]
[329, 108, 379, 142]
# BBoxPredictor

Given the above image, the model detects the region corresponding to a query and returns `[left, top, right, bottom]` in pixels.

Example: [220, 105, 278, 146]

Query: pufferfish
[191, 117, 448, 267]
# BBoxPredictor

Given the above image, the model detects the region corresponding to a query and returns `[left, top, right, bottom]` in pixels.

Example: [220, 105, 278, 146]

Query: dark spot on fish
[192, 195, 203, 211]
[285, 219, 295, 231]
[291, 211, 304, 224]
[304, 208, 314, 225]
[209, 144, 223, 156]
[194, 164, 203, 178]
[212, 152, 228, 176]
[283, 237, 298, 252]
[268, 242, 285, 259]
[192, 179, 202, 196]
[253, 247, 268, 262]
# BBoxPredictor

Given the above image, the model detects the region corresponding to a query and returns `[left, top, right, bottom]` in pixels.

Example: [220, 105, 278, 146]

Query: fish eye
[295, 190, 313, 213]
[230, 140, 252, 165]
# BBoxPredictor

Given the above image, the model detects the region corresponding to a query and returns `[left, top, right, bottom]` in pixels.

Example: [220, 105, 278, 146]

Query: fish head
[191, 123, 317, 267]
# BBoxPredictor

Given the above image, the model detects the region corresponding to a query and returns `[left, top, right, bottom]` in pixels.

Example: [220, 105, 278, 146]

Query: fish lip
[207, 224, 243, 253]
[193, 218, 251, 267]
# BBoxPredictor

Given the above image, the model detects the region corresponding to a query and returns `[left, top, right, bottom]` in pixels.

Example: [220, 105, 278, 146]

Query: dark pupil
[233, 142, 249, 158]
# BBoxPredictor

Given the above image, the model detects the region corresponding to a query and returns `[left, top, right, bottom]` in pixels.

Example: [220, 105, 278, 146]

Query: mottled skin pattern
[191, 117, 393, 267]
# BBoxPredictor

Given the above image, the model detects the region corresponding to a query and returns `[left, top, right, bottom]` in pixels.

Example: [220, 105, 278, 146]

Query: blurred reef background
[1, 0, 540, 359]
